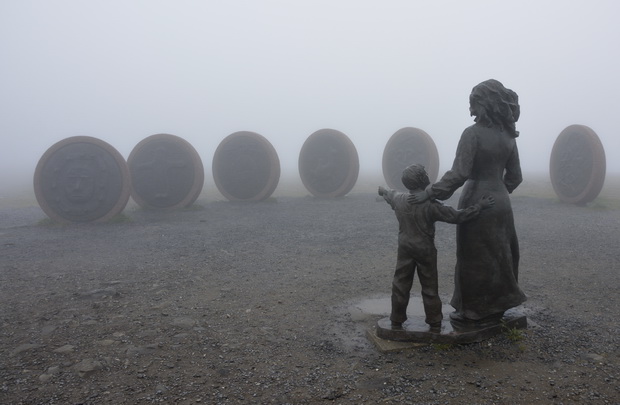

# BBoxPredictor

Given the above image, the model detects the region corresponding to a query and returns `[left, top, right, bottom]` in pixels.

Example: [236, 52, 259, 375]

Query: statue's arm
[378, 186, 398, 207]
[430, 195, 494, 224]
[431, 127, 475, 200]
[504, 142, 523, 193]
[431, 202, 480, 224]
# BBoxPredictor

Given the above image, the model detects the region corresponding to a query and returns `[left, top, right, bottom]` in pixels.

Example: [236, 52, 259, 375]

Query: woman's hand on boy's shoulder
[408, 190, 430, 205]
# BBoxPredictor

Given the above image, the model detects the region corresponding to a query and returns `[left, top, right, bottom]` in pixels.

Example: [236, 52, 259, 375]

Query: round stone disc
[33, 136, 131, 223]
[382, 127, 440, 191]
[298, 129, 359, 198]
[550, 124, 606, 204]
[128, 134, 204, 209]
[212, 131, 281, 201]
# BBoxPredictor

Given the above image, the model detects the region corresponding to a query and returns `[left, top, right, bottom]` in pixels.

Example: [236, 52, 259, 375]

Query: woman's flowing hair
[470, 79, 520, 138]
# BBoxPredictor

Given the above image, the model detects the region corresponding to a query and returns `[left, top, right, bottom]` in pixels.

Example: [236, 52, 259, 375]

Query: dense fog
[1, 1, 619, 193]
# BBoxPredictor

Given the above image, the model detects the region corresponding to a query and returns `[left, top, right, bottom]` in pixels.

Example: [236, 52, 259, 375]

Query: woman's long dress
[432, 123, 527, 320]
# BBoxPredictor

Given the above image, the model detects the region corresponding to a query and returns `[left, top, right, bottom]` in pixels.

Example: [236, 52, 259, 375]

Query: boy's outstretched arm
[431, 195, 494, 224]
[378, 186, 397, 208]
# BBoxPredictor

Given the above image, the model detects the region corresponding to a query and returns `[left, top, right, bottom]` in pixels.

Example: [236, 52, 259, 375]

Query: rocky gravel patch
[0, 177, 619, 404]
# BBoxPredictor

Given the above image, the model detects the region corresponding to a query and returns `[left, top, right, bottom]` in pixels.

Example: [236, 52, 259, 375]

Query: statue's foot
[390, 321, 404, 329]
[449, 311, 467, 322]
[449, 311, 504, 329]
[428, 321, 441, 333]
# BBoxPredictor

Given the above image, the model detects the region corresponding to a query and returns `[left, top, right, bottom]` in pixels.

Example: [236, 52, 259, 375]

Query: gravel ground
[0, 174, 619, 404]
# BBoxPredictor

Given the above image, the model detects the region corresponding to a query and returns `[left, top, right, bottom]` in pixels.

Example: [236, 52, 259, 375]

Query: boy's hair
[401, 164, 430, 191]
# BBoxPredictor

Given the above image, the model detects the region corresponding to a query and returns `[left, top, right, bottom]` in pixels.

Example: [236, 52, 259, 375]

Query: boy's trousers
[390, 245, 443, 326]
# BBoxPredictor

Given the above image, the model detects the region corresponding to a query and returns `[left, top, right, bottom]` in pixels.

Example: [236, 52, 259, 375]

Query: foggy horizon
[2, 1, 619, 194]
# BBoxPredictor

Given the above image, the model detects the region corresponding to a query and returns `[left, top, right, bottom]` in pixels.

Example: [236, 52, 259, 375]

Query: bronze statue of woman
[411, 79, 526, 326]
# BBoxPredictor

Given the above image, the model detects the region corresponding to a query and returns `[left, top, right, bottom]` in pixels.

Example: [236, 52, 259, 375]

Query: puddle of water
[349, 296, 453, 321]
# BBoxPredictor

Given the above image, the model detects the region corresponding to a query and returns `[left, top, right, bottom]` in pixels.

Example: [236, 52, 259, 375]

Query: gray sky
[1, 0, 619, 191]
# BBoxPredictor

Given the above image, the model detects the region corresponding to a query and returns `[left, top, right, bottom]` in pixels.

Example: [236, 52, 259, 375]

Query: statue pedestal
[374, 309, 526, 345]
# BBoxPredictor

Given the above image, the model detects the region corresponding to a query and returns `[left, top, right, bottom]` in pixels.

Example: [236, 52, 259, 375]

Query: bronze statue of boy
[379, 164, 494, 330]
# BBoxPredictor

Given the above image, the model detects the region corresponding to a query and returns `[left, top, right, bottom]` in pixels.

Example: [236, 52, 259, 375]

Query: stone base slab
[373, 309, 527, 346]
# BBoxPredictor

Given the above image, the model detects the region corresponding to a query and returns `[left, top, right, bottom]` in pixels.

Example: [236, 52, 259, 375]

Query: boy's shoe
[429, 321, 442, 332]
